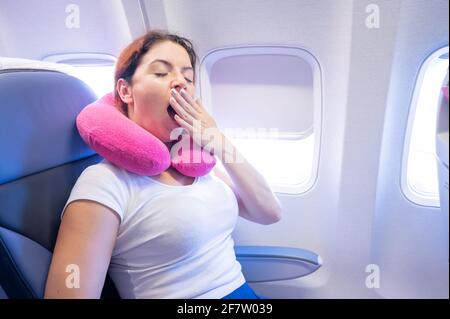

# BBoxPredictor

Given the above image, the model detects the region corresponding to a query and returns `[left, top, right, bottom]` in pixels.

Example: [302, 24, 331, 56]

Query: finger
[193, 97, 205, 111]
[174, 114, 193, 133]
[173, 89, 200, 117]
[180, 89, 203, 113]
[170, 97, 193, 123]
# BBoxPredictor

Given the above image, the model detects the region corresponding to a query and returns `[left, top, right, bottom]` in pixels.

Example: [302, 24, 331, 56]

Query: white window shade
[209, 54, 314, 133]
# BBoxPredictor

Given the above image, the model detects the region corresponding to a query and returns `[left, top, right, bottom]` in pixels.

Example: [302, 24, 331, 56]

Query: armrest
[234, 245, 322, 283]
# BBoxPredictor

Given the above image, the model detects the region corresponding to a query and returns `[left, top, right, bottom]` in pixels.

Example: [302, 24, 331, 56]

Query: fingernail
[180, 88, 186, 95]
[171, 88, 177, 96]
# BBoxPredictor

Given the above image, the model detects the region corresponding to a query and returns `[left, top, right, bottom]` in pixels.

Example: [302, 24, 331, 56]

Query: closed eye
[155, 73, 193, 83]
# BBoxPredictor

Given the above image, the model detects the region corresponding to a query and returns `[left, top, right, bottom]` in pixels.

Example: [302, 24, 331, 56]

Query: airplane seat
[0, 59, 119, 299]
[0, 284, 7, 299]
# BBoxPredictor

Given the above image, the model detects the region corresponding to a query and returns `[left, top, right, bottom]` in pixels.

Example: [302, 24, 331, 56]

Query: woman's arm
[169, 88, 282, 225]
[213, 134, 282, 225]
[44, 200, 120, 299]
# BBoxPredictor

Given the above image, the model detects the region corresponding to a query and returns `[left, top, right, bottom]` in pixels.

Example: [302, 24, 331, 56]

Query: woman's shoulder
[78, 159, 132, 186]
[85, 158, 125, 173]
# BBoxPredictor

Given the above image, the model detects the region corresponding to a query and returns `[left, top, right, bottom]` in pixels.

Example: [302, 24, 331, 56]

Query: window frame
[401, 46, 449, 207]
[199, 45, 323, 194]
[42, 53, 116, 97]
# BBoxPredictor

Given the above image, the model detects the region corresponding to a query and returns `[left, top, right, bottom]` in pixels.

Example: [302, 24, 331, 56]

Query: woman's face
[119, 40, 195, 142]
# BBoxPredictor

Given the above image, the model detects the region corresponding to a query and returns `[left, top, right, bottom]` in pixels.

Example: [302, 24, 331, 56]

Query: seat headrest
[0, 69, 97, 184]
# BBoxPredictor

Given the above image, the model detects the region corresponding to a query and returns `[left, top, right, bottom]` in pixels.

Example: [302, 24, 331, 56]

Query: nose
[170, 75, 188, 92]
[170, 83, 186, 93]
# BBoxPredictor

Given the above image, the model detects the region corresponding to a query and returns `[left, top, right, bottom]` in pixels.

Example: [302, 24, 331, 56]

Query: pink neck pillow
[76, 92, 215, 177]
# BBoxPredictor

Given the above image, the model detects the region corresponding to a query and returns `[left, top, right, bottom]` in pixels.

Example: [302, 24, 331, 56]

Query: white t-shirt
[63, 159, 246, 299]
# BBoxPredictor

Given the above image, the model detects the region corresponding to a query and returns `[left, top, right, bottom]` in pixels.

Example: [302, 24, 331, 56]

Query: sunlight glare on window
[72, 65, 115, 97]
[230, 134, 315, 187]
[407, 55, 448, 203]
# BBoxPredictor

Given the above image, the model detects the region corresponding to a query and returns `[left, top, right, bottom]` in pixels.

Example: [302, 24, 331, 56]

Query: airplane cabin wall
[373, 0, 449, 298]
[0, 0, 134, 60]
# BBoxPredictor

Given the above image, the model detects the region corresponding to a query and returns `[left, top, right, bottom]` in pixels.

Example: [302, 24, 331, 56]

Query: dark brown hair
[114, 30, 198, 115]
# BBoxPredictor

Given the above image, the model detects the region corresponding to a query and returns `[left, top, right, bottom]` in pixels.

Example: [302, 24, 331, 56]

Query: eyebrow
[149, 59, 193, 72]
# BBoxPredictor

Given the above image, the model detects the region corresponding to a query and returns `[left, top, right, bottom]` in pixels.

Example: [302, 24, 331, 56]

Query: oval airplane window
[43, 53, 116, 98]
[200, 46, 322, 194]
[402, 46, 449, 207]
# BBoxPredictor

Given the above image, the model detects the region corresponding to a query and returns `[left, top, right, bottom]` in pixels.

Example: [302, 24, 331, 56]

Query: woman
[44, 30, 282, 299]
